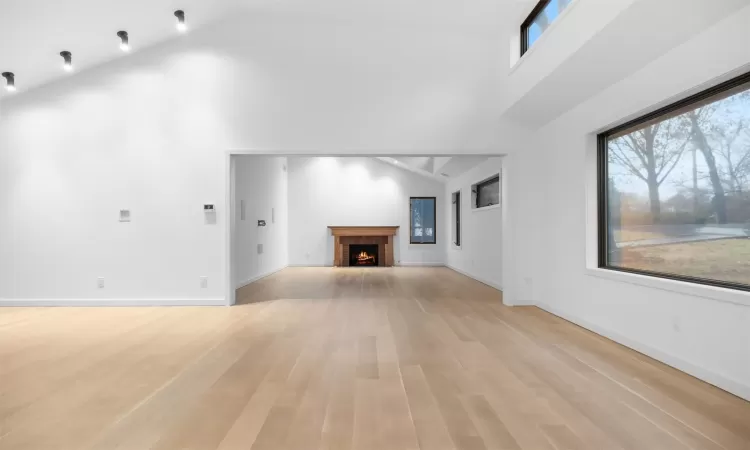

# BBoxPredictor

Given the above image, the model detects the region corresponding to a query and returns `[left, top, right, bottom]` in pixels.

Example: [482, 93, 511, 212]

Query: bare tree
[687, 107, 729, 223]
[609, 119, 690, 223]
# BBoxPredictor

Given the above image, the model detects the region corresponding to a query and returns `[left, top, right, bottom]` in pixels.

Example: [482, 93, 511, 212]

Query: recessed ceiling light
[60, 51, 73, 72]
[117, 31, 130, 52]
[174, 10, 187, 33]
[2, 72, 16, 92]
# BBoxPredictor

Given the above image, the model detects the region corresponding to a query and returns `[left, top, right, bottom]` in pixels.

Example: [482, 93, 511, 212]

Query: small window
[452, 190, 461, 247]
[410, 197, 436, 244]
[473, 175, 500, 209]
[599, 70, 750, 291]
[521, 0, 573, 56]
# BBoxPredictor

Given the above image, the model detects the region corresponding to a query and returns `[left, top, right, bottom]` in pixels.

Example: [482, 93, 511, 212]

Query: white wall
[233, 156, 288, 290]
[445, 157, 503, 289]
[507, 6, 750, 400]
[0, 11, 521, 305]
[287, 157, 445, 266]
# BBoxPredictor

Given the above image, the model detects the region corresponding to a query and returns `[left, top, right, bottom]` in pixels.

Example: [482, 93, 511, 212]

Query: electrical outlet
[200, 276, 208, 289]
[97, 277, 105, 289]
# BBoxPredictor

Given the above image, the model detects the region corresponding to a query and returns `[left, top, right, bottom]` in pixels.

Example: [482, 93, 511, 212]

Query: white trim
[471, 203, 501, 212]
[235, 265, 288, 290]
[399, 262, 445, 267]
[0, 298, 227, 307]
[536, 301, 750, 401]
[586, 268, 750, 307]
[287, 263, 332, 267]
[446, 265, 503, 292]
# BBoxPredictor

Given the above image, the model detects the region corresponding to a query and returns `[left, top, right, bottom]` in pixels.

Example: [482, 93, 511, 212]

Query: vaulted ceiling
[0, 0, 533, 93]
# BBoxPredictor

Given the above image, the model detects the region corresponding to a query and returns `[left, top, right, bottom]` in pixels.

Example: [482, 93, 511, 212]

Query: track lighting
[60, 51, 73, 72]
[174, 10, 187, 33]
[2, 72, 15, 92]
[117, 31, 130, 52]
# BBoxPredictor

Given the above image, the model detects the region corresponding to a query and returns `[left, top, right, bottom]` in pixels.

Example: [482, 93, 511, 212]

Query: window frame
[474, 175, 501, 209]
[452, 190, 461, 247]
[520, 0, 554, 57]
[597, 69, 750, 293]
[409, 196, 437, 245]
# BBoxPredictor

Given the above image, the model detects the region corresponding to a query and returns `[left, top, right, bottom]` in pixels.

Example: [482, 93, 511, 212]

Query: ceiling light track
[2, 10, 189, 94]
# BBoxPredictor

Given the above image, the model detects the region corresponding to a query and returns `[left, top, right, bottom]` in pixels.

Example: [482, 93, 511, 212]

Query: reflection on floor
[1, 267, 748, 449]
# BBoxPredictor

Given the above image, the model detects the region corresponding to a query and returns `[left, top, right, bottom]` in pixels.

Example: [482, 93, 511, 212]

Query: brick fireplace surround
[328, 226, 399, 267]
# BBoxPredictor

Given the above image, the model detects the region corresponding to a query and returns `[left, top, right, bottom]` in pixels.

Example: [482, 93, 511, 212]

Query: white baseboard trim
[0, 298, 227, 307]
[398, 262, 445, 267]
[536, 302, 750, 402]
[235, 265, 288, 290]
[446, 265, 503, 292]
[287, 263, 331, 267]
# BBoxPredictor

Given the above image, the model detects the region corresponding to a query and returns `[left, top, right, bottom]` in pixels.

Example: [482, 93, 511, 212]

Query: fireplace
[328, 226, 399, 267]
[349, 244, 378, 266]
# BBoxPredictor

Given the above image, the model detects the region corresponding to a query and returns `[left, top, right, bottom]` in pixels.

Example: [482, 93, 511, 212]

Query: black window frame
[453, 190, 461, 247]
[520, 0, 554, 57]
[409, 197, 437, 245]
[475, 175, 500, 209]
[597, 69, 750, 293]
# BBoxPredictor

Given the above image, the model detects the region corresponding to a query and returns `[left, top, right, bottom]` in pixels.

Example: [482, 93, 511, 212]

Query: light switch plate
[119, 210, 131, 222]
[257, 244, 264, 254]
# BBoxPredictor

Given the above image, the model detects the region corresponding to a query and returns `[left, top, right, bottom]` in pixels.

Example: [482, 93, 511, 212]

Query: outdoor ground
[615, 238, 750, 285]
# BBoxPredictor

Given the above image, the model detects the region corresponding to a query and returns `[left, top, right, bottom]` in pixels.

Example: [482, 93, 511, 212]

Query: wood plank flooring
[0, 267, 748, 449]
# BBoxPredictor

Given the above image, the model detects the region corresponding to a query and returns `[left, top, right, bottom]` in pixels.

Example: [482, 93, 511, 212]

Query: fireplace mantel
[328, 226, 399, 267]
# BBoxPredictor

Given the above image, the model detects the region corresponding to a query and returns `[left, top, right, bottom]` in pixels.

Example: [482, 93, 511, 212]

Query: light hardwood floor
[1, 267, 748, 450]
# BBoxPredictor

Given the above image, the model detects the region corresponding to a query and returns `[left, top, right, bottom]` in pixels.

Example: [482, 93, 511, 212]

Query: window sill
[585, 267, 750, 307]
[472, 204, 501, 212]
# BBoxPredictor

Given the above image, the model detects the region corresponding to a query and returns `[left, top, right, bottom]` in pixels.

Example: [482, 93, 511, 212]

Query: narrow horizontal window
[598, 71, 750, 291]
[473, 175, 501, 209]
[521, 0, 573, 56]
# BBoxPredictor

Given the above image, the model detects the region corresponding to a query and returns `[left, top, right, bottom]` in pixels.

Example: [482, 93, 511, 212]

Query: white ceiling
[0, 0, 533, 93]
[377, 156, 490, 182]
[0, 0, 242, 91]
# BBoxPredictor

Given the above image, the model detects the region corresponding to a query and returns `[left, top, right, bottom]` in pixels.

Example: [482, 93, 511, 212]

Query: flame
[356, 251, 375, 264]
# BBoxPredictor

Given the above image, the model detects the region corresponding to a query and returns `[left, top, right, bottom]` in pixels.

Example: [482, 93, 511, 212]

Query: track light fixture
[2, 72, 16, 92]
[117, 31, 130, 52]
[60, 51, 73, 72]
[174, 10, 187, 33]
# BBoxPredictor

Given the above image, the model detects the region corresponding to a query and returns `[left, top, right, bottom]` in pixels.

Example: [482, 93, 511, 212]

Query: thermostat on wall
[204, 205, 215, 212]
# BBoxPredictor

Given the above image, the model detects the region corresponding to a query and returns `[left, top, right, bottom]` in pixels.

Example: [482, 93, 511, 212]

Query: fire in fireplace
[349, 244, 378, 266]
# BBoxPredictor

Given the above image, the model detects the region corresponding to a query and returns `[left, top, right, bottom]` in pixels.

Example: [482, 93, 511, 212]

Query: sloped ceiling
[0, 0, 522, 94]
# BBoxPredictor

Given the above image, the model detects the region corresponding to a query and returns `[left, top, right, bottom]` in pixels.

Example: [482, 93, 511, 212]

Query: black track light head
[174, 10, 187, 33]
[117, 31, 130, 52]
[60, 51, 73, 72]
[2, 72, 16, 92]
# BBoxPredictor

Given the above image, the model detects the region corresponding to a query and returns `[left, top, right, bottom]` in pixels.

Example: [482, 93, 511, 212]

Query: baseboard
[0, 298, 227, 307]
[287, 263, 333, 267]
[398, 262, 445, 267]
[536, 302, 750, 402]
[446, 265, 503, 292]
[235, 265, 288, 289]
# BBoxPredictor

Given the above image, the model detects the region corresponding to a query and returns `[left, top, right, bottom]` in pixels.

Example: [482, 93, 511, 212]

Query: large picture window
[410, 197, 436, 244]
[521, 0, 573, 56]
[599, 71, 750, 291]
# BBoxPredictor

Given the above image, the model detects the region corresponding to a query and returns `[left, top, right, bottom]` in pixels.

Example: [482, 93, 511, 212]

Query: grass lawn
[613, 238, 750, 285]
[614, 229, 666, 242]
